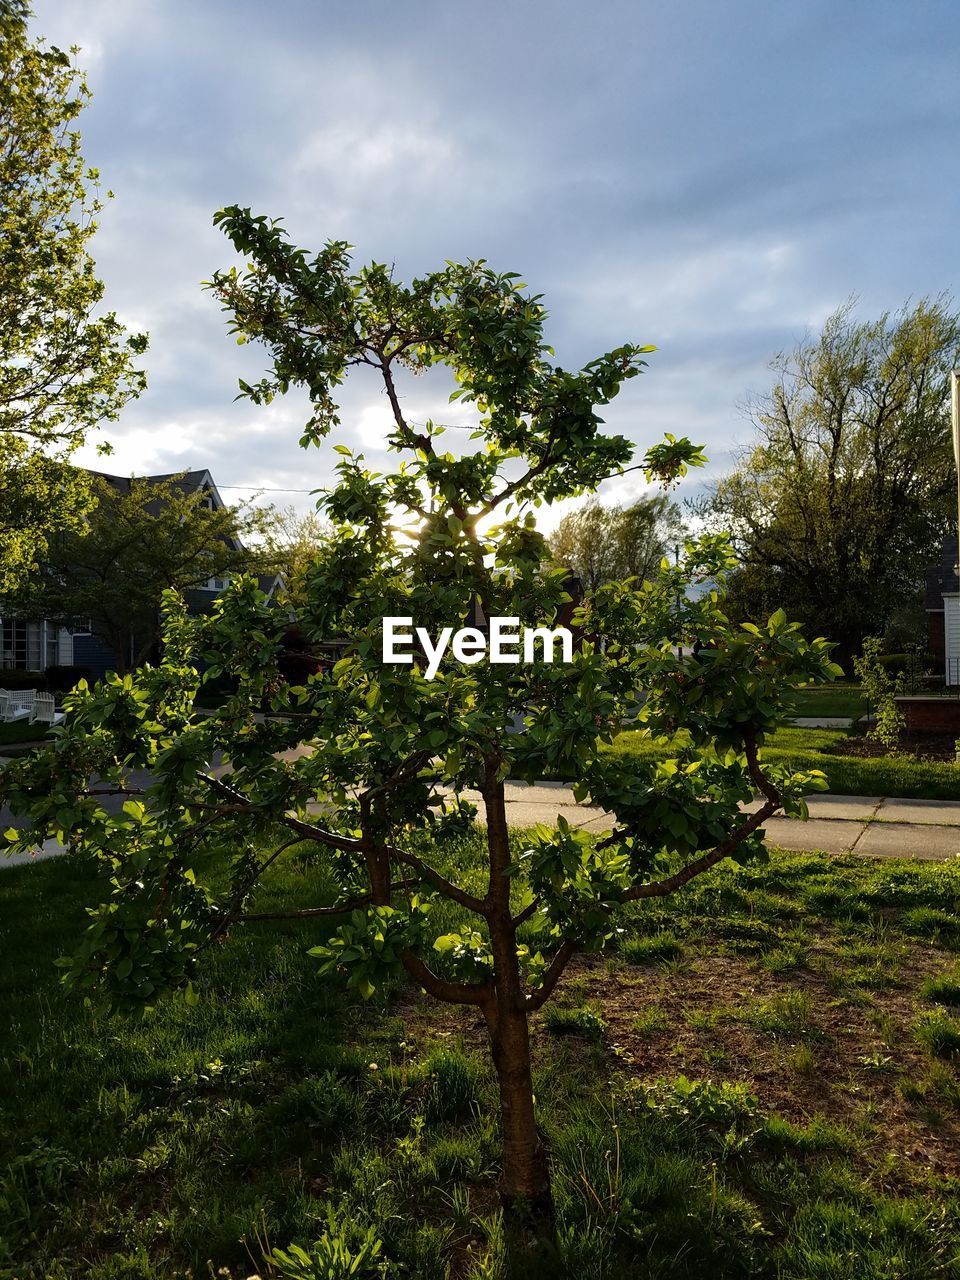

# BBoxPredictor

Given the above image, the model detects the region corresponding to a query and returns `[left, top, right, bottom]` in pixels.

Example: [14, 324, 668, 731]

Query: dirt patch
[395, 940, 960, 1184]
[829, 732, 959, 763]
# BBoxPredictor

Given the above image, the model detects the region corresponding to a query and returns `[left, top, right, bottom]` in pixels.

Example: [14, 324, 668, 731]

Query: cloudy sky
[32, 0, 960, 526]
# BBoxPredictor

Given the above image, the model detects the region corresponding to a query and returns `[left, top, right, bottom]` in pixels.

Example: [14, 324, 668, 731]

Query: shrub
[44, 664, 90, 693]
[0, 669, 46, 691]
[877, 652, 935, 677]
[854, 636, 905, 747]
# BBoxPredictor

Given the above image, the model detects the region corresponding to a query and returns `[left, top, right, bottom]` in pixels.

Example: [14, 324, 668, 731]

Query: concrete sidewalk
[5, 781, 960, 870]
[460, 784, 960, 861]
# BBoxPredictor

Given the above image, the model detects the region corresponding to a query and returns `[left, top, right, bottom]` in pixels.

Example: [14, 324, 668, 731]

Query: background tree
[255, 503, 332, 605]
[549, 493, 683, 590]
[6, 472, 269, 672]
[0, 1, 147, 591]
[1, 229, 837, 1248]
[706, 298, 960, 664]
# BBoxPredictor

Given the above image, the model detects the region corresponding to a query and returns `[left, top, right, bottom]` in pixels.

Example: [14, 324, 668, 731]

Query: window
[205, 575, 229, 592]
[1, 620, 42, 669]
[44, 622, 59, 667]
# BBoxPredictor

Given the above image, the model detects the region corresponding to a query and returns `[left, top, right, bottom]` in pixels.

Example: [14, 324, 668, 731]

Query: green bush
[877, 652, 935, 676]
[44, 665, 90, 693]
[0, 669, 46, 691]
[854, 638, 904, 747]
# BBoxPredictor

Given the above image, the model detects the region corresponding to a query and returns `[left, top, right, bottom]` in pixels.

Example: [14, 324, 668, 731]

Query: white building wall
[945, 594, 960, 684]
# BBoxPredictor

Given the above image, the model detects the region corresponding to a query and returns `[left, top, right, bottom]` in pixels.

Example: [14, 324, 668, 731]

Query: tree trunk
[482, 764, 555, 1238]
[485, 999, 554, 1224]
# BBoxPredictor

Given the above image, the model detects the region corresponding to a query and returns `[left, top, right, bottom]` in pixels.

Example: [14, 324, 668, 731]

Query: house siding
[944, 594, 960, 685]
[72, 634, 119, 683]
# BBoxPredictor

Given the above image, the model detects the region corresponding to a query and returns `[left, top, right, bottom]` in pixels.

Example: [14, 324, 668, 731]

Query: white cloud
[296, 122, 455, 186]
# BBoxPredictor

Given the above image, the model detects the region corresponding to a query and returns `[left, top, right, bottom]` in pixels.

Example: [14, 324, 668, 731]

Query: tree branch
[230, 881, 416, 923]
[199, 771, 485, 912]
[199, 771, 360, 852]
[512, 896, 542, 928]
[401, 950, 493, 1007]
[525, 940, 576, 1011]
[384, 841, 487, 914]
[623, 797, 778, 903]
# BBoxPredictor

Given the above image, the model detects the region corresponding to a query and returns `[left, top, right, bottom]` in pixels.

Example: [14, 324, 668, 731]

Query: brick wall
[895, 696, 960, 734]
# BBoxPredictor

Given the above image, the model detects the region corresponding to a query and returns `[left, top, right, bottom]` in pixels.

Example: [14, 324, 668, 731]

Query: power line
[216, 484, 317, 493]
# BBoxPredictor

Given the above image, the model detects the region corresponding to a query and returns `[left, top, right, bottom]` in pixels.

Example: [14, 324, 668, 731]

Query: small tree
[548, 493, 682, 591]
[0, 2, 147, 590]
[853, 637, 905, 749]
[1, 225, 838, 1241]
[4, 471, 270, 672]
[255, 503, 332, 606]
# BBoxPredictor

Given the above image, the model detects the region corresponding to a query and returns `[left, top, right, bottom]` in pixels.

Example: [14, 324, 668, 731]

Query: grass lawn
[603, 725, 960, 800]
[791, 684, 868, 720]
[3, 837, 960, 1278]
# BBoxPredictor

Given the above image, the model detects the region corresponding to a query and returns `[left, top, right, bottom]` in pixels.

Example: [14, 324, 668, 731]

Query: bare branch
[230, 880, 416, 923]
[743, 734, 781, 806]
[512, 896, 542, 928]
[198, 771, 359, 852]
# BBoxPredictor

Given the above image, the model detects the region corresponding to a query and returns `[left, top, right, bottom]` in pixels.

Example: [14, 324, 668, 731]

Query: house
[924, 531, 960, 685]
[0, 467, 281, 681]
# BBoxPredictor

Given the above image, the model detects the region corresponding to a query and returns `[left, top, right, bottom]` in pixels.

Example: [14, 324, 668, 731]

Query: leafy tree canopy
[548, 493, 684, 592]
[0, 1, 147, 590]
[1, 219, 839, 1234]
[255, 503, 332, 606]
[705, 298, 960, 662]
